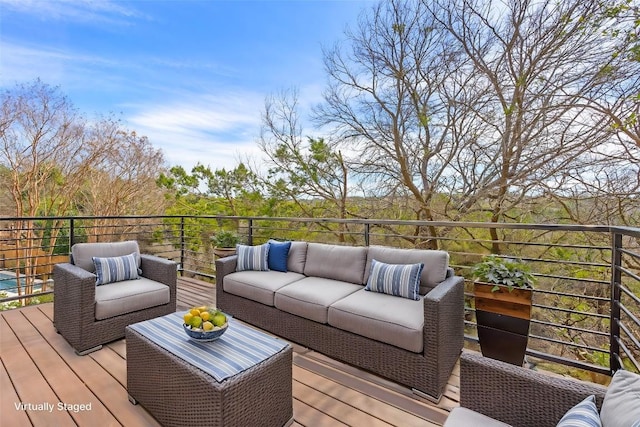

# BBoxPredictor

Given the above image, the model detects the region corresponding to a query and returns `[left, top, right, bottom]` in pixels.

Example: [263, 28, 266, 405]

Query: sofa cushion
[600, 369, 640, 427]
[365, 259, 423, 300]
[95, 277, 169, 320]
[444, 407, 512, 427]
[93, 253, 140, 285]
[274, 277, 362, 323]
[303, 243, 368, 284]
[287, 241, 308, 274]
[328, 289, 424, 353]
[365, 246, 449, 295]
[72, 241, 141, 273]
[268, 240, 292, 272]
[223, 270, 305, 306]
[556, 395, 602, 427]
[236, 243, 270, 271]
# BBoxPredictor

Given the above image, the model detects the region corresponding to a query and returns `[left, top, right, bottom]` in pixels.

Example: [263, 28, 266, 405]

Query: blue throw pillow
[267, 240, 291, 272]
[92, 252, 140, 285]
[364, 259, 423, 300]
[556, 395, 602, 427]
[236, 243, 270, 272]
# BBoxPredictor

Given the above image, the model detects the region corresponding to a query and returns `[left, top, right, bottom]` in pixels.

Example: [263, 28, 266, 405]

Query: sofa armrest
[140, 254, 178, 307]
[423, 274, 465, 394]
[53, 263, 97, 332]
[215, 255, 238, 306]
[460, 351, 608, 427]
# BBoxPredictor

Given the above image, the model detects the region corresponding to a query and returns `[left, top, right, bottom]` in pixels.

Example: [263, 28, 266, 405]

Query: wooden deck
[1, 277, 459, 427]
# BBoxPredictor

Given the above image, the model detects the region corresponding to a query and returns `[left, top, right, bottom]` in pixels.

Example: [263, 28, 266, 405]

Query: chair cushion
[93, 253, 140, 285]
[223, 270, 305, 306]
[236, 243, 270, 271]
[72, 241, 141, 273]
[274, 277, 362, 323]
[444, 407, 512, 427]
[268, 240, 291, 272]
[303, 243, 368, 284]
[365, 246, 449, 295]
[556, 395, 602, 427]
[328, 289, 424, 353]
[95, 277, 170, 320]
[287, 241, 308, 274]
[364, 259, 423, 300]
[600, 369, 640, 427]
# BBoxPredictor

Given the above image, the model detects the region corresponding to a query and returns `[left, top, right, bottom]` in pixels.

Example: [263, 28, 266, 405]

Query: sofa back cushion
[72, 241, 141, 273]
[365, 246, 449, 294]
[287, 241, 308, 274]
[304, 243, 368, 284]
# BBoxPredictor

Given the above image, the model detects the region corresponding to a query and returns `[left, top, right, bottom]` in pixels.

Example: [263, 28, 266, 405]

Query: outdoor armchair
[53, 241, 177, 355]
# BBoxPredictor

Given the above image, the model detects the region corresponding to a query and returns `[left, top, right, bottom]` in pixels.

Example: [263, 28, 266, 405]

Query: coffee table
[125, 312, 293, 427]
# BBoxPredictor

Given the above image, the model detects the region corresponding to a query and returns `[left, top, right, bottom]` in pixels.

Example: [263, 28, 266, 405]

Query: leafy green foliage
[472, 255, 536, 291]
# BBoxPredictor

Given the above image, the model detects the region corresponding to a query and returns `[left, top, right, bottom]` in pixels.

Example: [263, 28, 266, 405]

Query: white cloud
[0, 0, 149, 25]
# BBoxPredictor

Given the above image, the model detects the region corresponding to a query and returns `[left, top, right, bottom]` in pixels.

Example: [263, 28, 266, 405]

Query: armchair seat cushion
[95, 278, 170, 320]
[223, 271, 305, 306]
[328, 289, 424, 353]
[445, 407, 511, 427]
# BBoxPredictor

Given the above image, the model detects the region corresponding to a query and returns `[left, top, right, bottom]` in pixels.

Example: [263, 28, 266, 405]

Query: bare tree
[259, 89, 354, 241]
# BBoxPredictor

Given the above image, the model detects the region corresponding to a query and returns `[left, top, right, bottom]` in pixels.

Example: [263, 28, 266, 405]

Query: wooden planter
[213, 247, 237, 259]
[474, 282, 533, 366]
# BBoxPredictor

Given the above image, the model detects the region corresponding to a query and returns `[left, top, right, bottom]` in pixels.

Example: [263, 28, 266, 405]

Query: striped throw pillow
[92, 252, 140, 285]
[365, 259, 424, 300]
[236, 243, 270, 272]
[556, 395, 602, 427]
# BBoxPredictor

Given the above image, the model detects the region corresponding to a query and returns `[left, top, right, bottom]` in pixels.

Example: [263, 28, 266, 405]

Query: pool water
[0, 272, 42, 293]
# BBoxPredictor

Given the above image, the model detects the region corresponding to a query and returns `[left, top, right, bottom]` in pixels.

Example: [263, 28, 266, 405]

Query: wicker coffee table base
[126, 327, 293, 427]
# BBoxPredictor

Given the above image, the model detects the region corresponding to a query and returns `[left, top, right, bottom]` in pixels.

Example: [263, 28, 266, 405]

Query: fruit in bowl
[183, 306, 228, 342]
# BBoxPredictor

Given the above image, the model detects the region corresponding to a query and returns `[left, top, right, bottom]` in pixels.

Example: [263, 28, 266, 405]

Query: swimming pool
[0, 272, 43, 294]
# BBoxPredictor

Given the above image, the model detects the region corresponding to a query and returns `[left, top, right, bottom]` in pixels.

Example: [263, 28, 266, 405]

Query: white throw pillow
[600, 369, 640, 427]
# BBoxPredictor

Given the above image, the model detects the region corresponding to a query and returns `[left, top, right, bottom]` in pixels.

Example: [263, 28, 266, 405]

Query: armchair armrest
[215, 255, 237, 307]
[53, 263, 98, 340]
[460, 351, 607, 427]
[423, 274, 465, 397]
[140, 254, 177, 308]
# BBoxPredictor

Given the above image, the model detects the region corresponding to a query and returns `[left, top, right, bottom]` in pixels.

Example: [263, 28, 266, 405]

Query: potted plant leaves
[212, 230, 240, 259]
[472, 255, 536, 366]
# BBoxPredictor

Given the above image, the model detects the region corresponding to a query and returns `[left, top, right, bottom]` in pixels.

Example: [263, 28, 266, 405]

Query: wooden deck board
[0, 277, 459, 427]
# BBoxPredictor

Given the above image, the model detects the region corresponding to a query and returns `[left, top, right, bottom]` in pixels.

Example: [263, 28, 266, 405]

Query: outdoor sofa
[216, 241, 464, 401]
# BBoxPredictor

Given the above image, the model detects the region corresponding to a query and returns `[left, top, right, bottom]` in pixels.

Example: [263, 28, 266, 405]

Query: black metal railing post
[69, 218, 75, 259]
[364, 222, 370, 246]
[180, 217, 185, 274]
[610, 230, 623, 373]
[247, 219, 253, 246]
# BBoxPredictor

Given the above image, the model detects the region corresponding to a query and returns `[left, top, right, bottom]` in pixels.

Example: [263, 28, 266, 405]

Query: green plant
[212, 230, 240, 248]
[472, 255, 535, 292]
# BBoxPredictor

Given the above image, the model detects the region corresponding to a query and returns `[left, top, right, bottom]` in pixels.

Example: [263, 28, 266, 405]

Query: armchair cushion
[236, 244, 270, 272]
[72, 240, 141, 273]
[93, 252, 140, 285]
[95, 277, 170, 320]
[600, 369, 640, 427]
[556, 395, 601, 427]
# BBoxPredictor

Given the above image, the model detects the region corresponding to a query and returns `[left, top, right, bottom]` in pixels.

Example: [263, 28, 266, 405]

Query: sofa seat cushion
[328, 289, 424, 353]
[274, 277, 362, 324]
[95, 278, 169, 320]
[444, 407, 511, 427]
[223, 271, 306, 306]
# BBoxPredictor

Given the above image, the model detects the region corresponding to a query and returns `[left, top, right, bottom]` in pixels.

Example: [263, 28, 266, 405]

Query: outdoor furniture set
[216, 240, 465, 401]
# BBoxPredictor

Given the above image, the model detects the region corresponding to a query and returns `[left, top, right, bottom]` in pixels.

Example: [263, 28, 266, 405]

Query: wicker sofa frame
[456, 351, 608, 427]
[216, 252, 464, 401]
[54, 254, 177, 355]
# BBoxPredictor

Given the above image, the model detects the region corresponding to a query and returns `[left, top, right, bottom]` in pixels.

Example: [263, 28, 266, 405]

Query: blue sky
[0, 0, 373, 170]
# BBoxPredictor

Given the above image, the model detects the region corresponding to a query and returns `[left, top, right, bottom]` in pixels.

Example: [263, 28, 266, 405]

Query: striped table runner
[128, 312, 289, 382]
